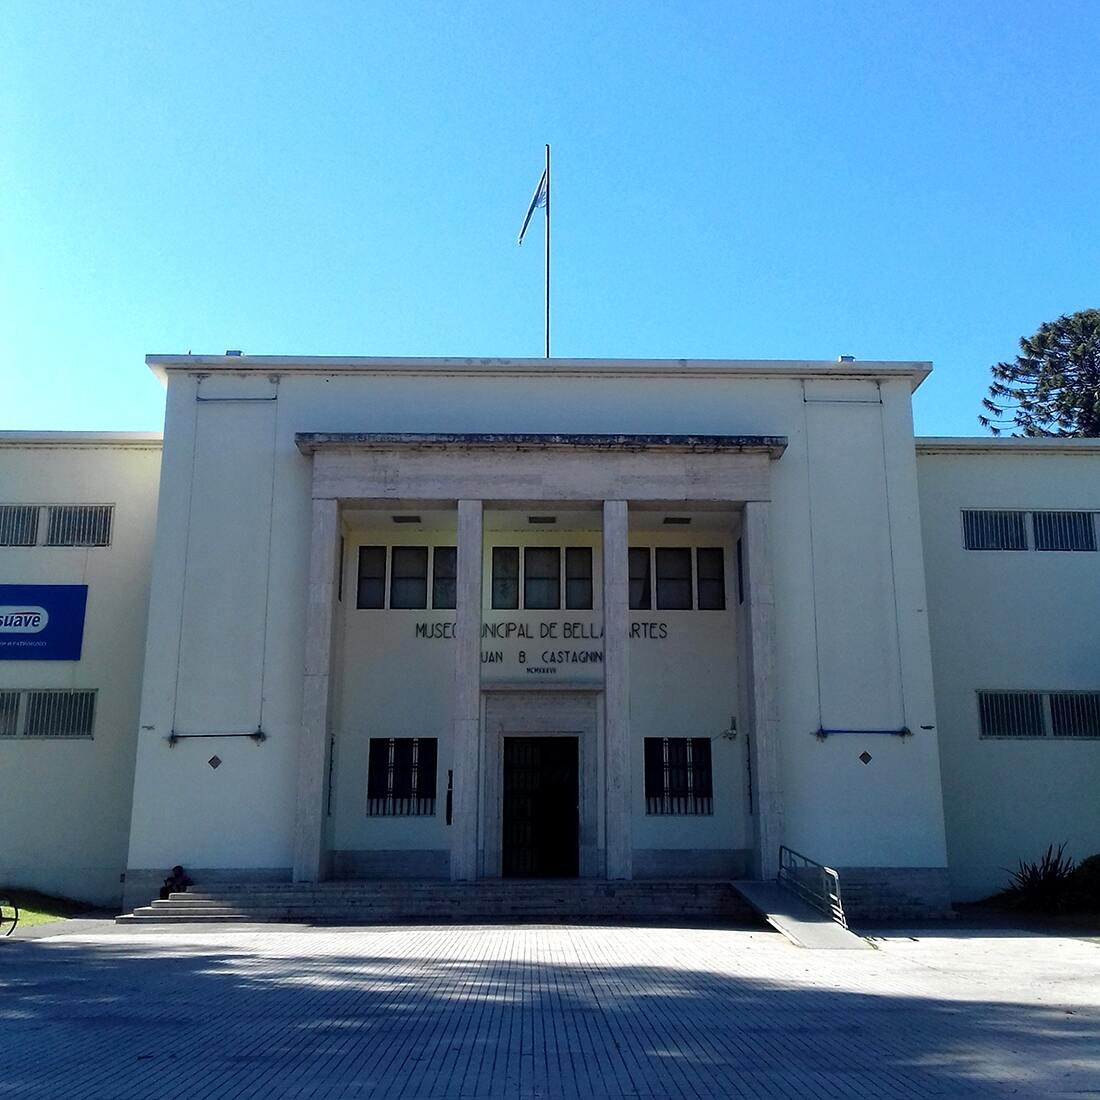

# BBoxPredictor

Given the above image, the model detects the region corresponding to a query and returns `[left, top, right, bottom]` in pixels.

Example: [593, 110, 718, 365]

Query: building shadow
[0, 927, 1096, 1099]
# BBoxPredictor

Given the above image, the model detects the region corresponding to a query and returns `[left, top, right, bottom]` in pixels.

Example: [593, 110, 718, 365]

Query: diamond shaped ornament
[208, 755, 222, 769]
[859, 751, 872, 765]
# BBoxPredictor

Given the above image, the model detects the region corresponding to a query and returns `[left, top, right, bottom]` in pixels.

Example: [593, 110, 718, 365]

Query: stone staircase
[117, 879, 760, 926]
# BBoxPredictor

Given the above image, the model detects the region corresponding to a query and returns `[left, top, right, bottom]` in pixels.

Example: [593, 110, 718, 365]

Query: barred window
[978, 691, 1045, 737]
[962, 510, 1027, 551]
[21, 690, 96, 737]
[1032, 512, 1096, 552]
[0, 505, 39, 546]
[644, 737, 713, 815]
[1049, 692, 1100, 738]
[432, 546, 457, 610]
[367, 737, 437, 815]
[46, 505, 113, 547]
[0, 691, 19, 737]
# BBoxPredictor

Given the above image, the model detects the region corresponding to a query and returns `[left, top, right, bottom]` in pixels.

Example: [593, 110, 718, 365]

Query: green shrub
[1004, 843, 1076, 912]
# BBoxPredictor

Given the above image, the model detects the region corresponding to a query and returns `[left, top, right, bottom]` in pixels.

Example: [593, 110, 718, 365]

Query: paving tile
[0, 923, 1097, 1098]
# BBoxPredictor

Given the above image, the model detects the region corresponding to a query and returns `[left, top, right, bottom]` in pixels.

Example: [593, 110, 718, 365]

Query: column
[450, 499, 483, 880]
[602, 499, 632, 880]
[743, 500, 783, 880]
[293, 497, 339, 882]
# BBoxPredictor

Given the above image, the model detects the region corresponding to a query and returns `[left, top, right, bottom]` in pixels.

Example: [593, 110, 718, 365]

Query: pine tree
[980, 310, 1100, 436]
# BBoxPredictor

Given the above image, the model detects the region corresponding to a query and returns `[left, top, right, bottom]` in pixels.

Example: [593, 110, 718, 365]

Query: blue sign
[0, 585, 88, 661]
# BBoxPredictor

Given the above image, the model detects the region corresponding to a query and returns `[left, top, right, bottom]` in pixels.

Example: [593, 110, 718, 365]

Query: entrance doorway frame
[482, 688, 601, 879]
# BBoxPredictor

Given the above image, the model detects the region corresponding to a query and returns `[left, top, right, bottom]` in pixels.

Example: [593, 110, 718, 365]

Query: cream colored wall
[918, 444, 1100, 900]
[0, 438, 161, 904]
[126, 363, 950, 888]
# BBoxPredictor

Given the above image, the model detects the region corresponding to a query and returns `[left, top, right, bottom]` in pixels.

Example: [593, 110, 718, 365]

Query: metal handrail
[777, 845, 847, 928]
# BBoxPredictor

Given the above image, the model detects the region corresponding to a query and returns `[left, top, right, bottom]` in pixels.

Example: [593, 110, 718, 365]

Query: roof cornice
[147, 354, 932, 390]
[295, 431, 788, 458]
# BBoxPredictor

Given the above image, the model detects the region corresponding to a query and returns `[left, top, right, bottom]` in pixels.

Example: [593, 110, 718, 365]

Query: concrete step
[119, 879, 760, 926]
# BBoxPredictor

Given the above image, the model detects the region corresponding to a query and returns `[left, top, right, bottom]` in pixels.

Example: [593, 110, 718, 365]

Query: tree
[980, 309, 1100, 436]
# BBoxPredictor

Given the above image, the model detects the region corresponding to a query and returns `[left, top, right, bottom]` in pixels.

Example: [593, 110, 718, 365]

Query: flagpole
[544, 143, 551, 359]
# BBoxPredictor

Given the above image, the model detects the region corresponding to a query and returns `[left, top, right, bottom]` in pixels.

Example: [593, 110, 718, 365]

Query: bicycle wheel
[0, 899, 18, 936]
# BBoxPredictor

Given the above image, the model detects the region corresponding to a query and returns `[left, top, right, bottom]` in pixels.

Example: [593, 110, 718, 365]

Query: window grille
[696, 548, 726, 610]
[45, 505, 113, 547]
[432, 546, 457, 610]
[978, 691, 1045, 737]
[22, 690, 96, 737]
[0, 691, 19, 737]
[644, 737, 713, 815]
[0, 505, 39, 546]
[491, 547, 520, 609]
[1032, 511, 1097, 552]
[565, 547, 593, 610]
[962, 510, 1027, 551]
[367, 737, 437, 815]
[1049, 692, 1100, 738]
[356, 546, 386, 609]
[524, 547, 561, 610]
[390, 546, 428, 609]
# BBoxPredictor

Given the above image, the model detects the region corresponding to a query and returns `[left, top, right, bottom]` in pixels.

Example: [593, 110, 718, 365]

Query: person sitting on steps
[159, 865, 193, 900]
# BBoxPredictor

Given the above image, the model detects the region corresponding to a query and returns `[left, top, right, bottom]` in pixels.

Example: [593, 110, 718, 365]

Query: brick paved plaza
[2, 922, 1098, 1098]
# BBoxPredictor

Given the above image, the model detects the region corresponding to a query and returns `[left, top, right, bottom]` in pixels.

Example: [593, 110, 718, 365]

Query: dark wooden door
[502, 737, 579, 878]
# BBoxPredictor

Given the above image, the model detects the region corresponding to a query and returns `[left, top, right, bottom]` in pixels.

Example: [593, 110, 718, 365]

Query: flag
[517, 168, 548, 246]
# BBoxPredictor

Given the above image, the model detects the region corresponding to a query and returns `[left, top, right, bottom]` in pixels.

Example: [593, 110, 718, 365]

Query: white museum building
[1, 354, 1098, 918]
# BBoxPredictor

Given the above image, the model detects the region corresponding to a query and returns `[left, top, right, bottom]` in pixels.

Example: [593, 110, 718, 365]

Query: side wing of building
[0, 433, 162, 906]
[918, 438, 1100, 901]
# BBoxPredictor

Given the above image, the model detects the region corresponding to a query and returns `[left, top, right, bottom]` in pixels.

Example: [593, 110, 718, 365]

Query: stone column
[293, 496, 339, 882]
[602, 499, 632, 880]
[743, 500, 783, 880]
[450, 499, 483, 880]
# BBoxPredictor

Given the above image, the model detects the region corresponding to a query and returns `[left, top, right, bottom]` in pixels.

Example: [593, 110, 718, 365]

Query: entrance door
[502, 737, 579, 878]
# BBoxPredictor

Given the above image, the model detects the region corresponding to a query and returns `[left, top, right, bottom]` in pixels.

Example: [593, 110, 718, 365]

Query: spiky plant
[1006, 843, 1076, 912]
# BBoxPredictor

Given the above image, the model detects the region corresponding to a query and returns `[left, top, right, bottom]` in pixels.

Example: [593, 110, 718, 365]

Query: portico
[291, 432, 787, 887]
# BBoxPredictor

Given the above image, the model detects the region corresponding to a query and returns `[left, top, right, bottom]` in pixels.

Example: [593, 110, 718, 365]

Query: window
[565, 547, 593, 610]
[357, 547, 386, 609]
[524, 547, 560, 610]
[367, 737, 437, 815]
[978, 691, 1045, 737]
[696, 548, 726, 610]
[0, 505, 39, 546]
[1049, 692, 1100, 738]
[644, 737, 713, 815]
[1033, 511, 1096, 552]
[432, 546, 457, 609]
[46, 505, 113, 547]
[0, 689, 97, 738]
[0, 691, 18, 737]
[962, 510, 1027, 551]
[390, 547, 428, 609]
[656, 548, 692, 609]
[492, 547, 520, 609]
[629, 547, 652, 610]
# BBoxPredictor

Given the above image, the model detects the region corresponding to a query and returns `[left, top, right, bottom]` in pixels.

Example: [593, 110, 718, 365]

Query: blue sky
[2, 1, 1098, 435]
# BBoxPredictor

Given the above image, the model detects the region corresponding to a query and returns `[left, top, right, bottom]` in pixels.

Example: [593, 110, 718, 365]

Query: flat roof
[0, 431, 163, 449]
[916, 436, 1100, 455]
[147, 354, 933, 390]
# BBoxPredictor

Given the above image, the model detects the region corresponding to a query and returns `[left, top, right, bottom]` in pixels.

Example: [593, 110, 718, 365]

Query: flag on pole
[517, 168, 548, 246]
